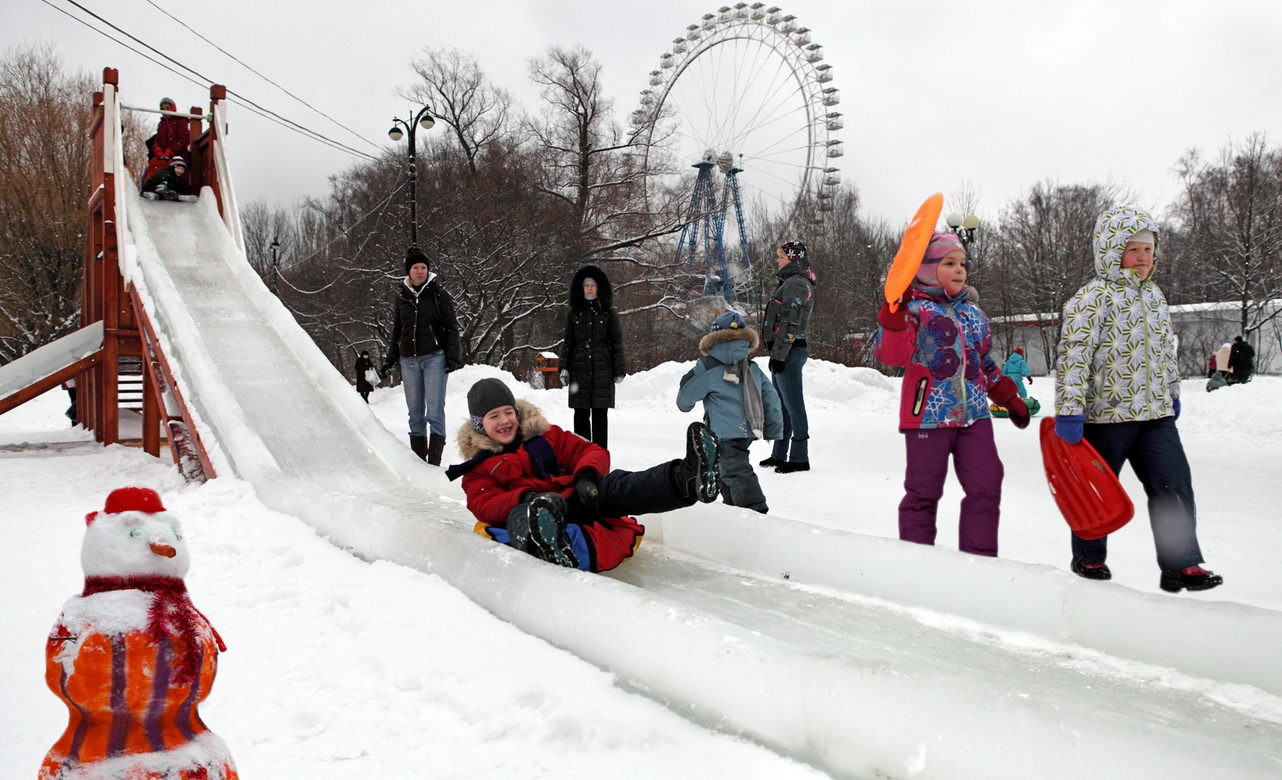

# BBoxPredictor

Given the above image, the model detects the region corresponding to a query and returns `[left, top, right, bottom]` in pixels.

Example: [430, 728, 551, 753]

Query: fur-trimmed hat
[405, 246, 430, 274]
[466, 378, 516, 431]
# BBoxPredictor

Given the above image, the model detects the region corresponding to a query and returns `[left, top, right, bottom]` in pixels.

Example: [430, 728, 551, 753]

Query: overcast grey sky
[5, 0, 1281, 226]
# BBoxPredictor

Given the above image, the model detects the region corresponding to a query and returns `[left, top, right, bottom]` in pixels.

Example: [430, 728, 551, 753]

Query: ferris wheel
[632, 3, 844, 229]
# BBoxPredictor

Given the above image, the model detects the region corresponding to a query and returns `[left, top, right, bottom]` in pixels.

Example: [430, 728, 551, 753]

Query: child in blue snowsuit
[1001, 347, 1032, 398]
[677, 312, 783, 513]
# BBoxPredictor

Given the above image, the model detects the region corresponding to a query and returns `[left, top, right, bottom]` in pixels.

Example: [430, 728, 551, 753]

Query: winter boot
[1159, 565, 1223, 593]
[775, 461, 811, 474]
[758, 456, 782, 468]
[679, 422, 721, 503]
[1071, 558, 1112, 581]
[409, 435, 428, 461]
[507, 493, 578, 569]
[427, 433, 446, 466]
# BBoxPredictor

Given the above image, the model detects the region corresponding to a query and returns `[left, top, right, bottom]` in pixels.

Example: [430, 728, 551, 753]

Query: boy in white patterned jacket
[1055, 205, 1222, 592]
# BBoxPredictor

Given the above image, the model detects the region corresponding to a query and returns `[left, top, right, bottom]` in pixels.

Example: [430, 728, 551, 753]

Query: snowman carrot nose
[150, 543, 177, 558]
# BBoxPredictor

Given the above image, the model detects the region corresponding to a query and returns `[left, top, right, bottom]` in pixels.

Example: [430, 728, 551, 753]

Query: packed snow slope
[46, 184, 1278, 778]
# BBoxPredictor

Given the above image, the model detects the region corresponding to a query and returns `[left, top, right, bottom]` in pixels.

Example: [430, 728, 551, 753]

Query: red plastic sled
[1038, 417, 1134, 539]
[884, 192, 944, 312]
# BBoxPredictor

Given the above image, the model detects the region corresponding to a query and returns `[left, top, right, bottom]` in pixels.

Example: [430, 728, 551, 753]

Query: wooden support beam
[0, 352, 102, 417]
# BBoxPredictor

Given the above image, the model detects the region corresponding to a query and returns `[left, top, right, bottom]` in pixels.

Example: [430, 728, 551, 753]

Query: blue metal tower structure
[674, 151, 752, 302]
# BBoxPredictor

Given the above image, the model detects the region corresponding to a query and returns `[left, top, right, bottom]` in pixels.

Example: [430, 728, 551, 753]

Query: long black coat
[561, 265, 625, 409]
[386, 276, 464, 369]
[1229, 339, 1255, 378]
[355, 355, 374, 393]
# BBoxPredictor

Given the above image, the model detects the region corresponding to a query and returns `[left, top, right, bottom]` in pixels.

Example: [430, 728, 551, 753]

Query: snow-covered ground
[4, 366, 1281, 778]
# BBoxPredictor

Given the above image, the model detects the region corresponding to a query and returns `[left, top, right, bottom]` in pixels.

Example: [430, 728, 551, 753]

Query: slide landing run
[121, 187, 1282, 779]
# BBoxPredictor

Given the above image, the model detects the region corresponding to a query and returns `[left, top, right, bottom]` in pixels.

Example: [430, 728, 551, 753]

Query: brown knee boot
[427, 433, 446, 466]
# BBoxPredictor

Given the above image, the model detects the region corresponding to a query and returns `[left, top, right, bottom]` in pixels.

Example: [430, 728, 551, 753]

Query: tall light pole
[388, 105, 436, 247]
[269, 236, 281, 296]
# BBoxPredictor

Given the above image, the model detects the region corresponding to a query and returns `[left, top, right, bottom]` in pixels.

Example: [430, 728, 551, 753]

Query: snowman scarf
[82, 575, 226, 683]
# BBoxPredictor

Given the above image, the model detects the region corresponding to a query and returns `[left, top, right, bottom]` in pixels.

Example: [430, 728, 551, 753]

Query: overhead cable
[52, 0, 379, 162]
[143, 0, 381, 152]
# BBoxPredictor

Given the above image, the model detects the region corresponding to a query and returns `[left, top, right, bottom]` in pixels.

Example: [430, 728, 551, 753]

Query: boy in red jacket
[447, 378, 721, 572]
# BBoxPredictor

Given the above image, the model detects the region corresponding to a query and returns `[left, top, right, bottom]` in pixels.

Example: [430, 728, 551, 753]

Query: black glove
[769, 358, 787, 374]
[446, 359, 464, 373]
[380, 360, 396, 375]
[574, 472, 601, 515]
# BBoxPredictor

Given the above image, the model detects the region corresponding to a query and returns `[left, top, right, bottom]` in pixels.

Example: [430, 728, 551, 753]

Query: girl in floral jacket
[875, 232, 1029, 556]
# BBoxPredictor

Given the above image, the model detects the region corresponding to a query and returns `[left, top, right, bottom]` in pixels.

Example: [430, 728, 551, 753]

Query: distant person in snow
[1228, 336, 1255, 383]
[875, 231, 1028, 558]
[1054, 206, 1222, 592]
[381, 246, 463, 465]
[677, 311, 782, 513]
[1001, 346, 1033, 398]
[447, 378, 722, 572]
[142, 157, 189, 200]
[559, 265, 625, 449]
[759, 240, 815, 473]
[354, 350, 375, 403]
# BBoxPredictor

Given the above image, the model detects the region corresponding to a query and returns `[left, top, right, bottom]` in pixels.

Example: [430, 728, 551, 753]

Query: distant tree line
[2, 44, 1279, 381]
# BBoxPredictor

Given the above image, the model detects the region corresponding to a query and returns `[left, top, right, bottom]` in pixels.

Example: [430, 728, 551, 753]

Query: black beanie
[405, 246, 430, 275]
[467, 378, 516, 430]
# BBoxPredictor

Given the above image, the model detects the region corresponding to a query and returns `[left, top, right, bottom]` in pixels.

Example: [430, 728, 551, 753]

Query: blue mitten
[1055, 415, 1085, 444]
[1172, 398, 1181, 421]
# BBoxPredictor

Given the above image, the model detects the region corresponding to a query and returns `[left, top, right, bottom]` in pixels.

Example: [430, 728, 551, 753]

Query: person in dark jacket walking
[759, 240, 816, 473]
[142, 157, 189, 200]
[354, 350, 375, 403]
[1228, 336, 1255, 384]
[381, 246, 464, 464]
[559, 265, 626, 449]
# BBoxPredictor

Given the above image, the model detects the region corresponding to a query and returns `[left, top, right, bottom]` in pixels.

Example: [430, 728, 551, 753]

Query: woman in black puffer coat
[560, 265, 626, 449]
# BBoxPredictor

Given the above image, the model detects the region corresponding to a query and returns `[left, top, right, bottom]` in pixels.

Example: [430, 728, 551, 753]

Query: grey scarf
[725, 359, 765, 438]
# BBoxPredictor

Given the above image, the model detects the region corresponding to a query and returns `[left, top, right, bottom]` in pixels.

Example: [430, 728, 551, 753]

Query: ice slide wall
[114, 121, 1282, 778]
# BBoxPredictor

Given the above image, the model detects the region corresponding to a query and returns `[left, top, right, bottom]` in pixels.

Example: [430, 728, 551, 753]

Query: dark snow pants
[590, 460, 694, 518]
[573, 407, 609, 449]
[1071, 416, 1204, 571]
[898, 418, 1002, 557]
[718, 438, 768, 513]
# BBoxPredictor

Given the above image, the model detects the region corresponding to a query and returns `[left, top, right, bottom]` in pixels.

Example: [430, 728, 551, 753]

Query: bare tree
[407, 48, 514, 180]
[1171, 134, 1282, 336]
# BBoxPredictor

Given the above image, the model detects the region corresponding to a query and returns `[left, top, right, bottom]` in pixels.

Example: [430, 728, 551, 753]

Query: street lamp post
[388, 105, 437, 247]
[946, 212, 980, 248]
[269, 237, 281, 296]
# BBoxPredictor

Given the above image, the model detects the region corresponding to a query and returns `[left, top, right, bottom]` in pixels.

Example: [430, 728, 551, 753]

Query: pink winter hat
[915, 231, 968, 284]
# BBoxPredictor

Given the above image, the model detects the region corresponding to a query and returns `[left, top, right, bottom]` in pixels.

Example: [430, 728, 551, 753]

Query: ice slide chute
[48, 69, 1282, 778]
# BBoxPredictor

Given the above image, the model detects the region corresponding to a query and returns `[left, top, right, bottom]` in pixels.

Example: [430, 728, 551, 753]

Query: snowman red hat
[82, 486, 190, 579]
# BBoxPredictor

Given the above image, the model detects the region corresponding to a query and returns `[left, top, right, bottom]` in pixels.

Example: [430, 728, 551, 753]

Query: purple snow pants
[898, 418, 1003, 556]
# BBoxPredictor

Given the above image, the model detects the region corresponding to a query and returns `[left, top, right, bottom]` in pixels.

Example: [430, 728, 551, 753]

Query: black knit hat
[405, 246, 430, 274]
[467, 378, 516, 431]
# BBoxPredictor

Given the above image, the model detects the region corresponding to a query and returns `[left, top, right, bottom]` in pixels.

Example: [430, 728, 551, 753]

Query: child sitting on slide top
[677, 311, 783, 514]
[1055, 205, 1222, 592]
[447, 378, 721, 572]
[874, 231, 1029, 557]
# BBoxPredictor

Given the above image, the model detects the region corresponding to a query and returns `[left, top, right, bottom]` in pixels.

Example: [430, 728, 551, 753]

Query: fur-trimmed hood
[697, 326, 759, 356]
[569, 265, 614, 312]
[455, 399, 550, 459]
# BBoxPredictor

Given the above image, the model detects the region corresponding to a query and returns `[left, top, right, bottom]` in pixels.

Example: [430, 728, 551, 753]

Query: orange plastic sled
[883, 192, 944, 312]
[1038, 417, 1134, 540]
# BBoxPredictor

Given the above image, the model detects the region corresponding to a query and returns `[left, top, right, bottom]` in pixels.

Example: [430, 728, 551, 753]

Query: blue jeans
[770, 345, 809, 462]
[401, 352, 447, 437]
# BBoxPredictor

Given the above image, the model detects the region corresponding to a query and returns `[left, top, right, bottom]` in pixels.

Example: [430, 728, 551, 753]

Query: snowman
[40, 487, 237, 780]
